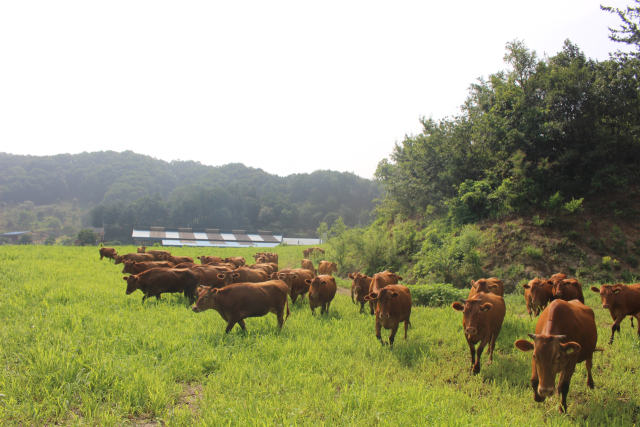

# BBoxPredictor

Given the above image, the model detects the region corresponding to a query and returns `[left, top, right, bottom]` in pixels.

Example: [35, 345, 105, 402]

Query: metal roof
[132, 227, 282, 248]
[1, 231, 31, 236]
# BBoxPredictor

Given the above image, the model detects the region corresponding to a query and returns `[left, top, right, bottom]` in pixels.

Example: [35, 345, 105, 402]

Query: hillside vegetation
[319, 11, 640, 286]
[0, 151, 379, 239]
[1, 246, 640, 425]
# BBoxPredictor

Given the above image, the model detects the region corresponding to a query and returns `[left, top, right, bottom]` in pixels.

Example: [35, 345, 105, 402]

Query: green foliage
[563, 198, 584, 214]
[412, 222, 487, 287]
[544, 192, 564, 212]
[523, 245, 543, 258]
[44, 236, 56, 246]
[532, 215, 545, 227]
[408, 283, 467, 307]
[76, 229, 97, 246]
[18, 234, 33, 245]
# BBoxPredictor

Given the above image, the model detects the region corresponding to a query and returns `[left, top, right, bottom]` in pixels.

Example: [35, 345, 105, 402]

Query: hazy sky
[0, 1, 633, 179]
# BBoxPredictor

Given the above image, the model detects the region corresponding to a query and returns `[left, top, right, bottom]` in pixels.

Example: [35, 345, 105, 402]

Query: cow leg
[225, 321, 237, 333]
[388, 324, 399, 346]
[610, 315, 625, 344]
[466, 338, 476, 368]
[557, 363, 576, 413]
[325, 302, 331, 314]
[369, 300, 375, 315]
[310, 305, 316, 316]
[530, 359, 545, 403]
[472, 336, 491, 374]
[291, 294, 298, 304]
[375, 320, 386, 345]
[238, 319, 247, 331]
[403, 319, 409, 340]
[276, 308, 285, 329]
[632, 316, 635, 329]
[359, 302, 365, 314]
[586, 358, 594, 389]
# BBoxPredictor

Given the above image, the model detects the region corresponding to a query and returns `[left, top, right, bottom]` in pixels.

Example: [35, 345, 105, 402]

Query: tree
[76, 229, 97, 246]
[44, 236, 56, 245]
[19, 234, 33, 245]
[602, 1, 640, 60]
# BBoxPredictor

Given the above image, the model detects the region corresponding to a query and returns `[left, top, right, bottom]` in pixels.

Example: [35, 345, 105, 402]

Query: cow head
[256, 256, 269, 264]
[216, 272, 236, 287]
[192, 286, 219, 312]
[591, 284, 625, 309]
[515, 334, 581, 397]
[350, 273, 370, 293]
[122, 275, 140, 295]
[137, 246, 146, 253]
[471, 279, 498, 294]
[523, 278, 554, 306]
[365, 287, 398, 318]
[160, 254, 170, 261]
[330, 262, 338, 272]
[553, 279, 572, 299]
[114, 255, 123, 265]
[451, 296, 493, 336]
[307, 277, 327, 298]
[121, 260, 137, 274]
[278, 273, 298, 290]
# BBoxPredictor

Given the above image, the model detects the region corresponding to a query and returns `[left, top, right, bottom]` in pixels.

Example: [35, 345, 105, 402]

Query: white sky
[0, 1, 634, 179]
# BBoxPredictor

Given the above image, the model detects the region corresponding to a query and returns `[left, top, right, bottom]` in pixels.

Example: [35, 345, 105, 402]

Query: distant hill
[0, 151, 380, 238]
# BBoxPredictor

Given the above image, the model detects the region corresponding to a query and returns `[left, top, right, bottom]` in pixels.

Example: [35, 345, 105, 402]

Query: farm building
[132, 227, 283, 248]
[0, 231, 47, 244]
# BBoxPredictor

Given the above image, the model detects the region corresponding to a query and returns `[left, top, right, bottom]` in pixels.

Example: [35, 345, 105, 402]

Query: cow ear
[481, 303, 493, 312]
[365, 292, 378, 301]
[291, 274, 298, 279]
[232, 273, 240, 278]
[391, 292, 399, 298]
[451, 302, 464, 311]
[304, 279, 312, 284]
[210, 288, 218, 296]
[561, 342, 581, 355]
[590, 286, 600, 293]
[514, 340, 534, 352]
[217, 274, 225, 279]
[488, 284, 498, 289]
[363, 275, 368, 279]
[522, 283, 531, 289]
[612, 284, 624, 293]
[122, 276, 128, 281]
[470, 280, 475, 287]
[197, 285, 203, 292]
[348, 273, 354, 279]
[398, 276, 403, 281]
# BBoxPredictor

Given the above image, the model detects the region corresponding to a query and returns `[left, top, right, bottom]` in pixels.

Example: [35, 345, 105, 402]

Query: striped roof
[132, 228, 282, 248]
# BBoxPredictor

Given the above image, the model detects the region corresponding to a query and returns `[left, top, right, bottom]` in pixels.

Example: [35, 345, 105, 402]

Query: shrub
[566, 230, 580, 240]
[524, 245, 543, 258]
[408, 283, 467, 307]
[625, 256, 639, 269]
[44, 236, 56, 246]
[544, 192, 564, 212]
[602, 256, 614, 270]
[104, 241, 121, 246]
[563, 198, 584, 214]
[532, 215, 545, 227]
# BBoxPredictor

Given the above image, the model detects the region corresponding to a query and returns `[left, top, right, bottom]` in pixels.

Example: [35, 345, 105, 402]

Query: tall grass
[0, 246, 639, 425]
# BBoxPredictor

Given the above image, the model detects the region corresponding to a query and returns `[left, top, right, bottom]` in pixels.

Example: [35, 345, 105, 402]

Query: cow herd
[98, 246, 640, 414]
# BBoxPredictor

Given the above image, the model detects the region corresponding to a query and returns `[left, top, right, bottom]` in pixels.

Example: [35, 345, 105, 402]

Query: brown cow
[305, 275, 337, 315]
[318, 261, 337, 275]
[121, 260, 175, 275]
[301, 259, 317, 276]
[122, 268, 201, 303]
[523, 278, 556, 317]
[249, 262, 278, 275]
[254, 252, 278, 265]
[142, 250, 172, 261]
[99, 247, 118, 261]
[452, 292, 506, 374]
[348, 272, 373, 314]
[591, 283, 640, 344]
[302, 249, 311, 259]
[278, 269, 315, 303]
[515, 299, 598, 413]
[225, 257, 246, 268]
[160, 254, 194, 264]
[137, 246, 147, 253]
[198, 255, 223, 265]
[364, 284, 412, 346]
[114, 253, 154, 264]
[191, 280, 290, 333]
[216, 268, 268, 286]
[553, 279, 584, 303]
[370, 271, 403, 294]
[468, 278, 504, 298]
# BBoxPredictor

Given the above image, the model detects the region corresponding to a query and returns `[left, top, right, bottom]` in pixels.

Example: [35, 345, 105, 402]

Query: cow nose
[603, 304, 609, 309]
[532, 299, 539, 304]
[380, 313, 390, 318]
[538, 387, 555, 397]
[191, 306, 199, 312]
[465, 327, 477, 335]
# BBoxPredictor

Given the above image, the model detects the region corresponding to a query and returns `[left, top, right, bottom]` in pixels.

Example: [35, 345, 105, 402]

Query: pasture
[1, 246, 639, 426]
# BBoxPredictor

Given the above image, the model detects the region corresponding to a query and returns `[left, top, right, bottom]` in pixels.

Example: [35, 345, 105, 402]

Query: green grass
[1, 246, 640, 425]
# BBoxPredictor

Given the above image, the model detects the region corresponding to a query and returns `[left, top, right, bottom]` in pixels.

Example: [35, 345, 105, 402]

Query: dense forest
[320, 4, 640, 286]
[0, 151, 379, 239]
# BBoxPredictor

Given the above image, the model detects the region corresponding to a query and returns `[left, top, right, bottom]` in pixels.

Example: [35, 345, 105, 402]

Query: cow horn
[527, 333, 537, 339]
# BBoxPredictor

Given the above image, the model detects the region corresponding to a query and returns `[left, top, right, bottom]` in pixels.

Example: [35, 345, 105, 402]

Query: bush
[563, 198, 584, 214]
[19, 234, 33, 245]
[44, 236, 56, 246]
[524, 245, 543, 258]
[104, 241, 121, 246]
[408, 283, 467, 307]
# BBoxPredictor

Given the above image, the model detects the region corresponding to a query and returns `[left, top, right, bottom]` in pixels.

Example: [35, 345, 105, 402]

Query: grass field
[1, 245, 639, 426]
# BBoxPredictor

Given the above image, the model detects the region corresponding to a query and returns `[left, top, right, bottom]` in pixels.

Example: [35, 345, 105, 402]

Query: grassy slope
[1, 246, 639, 426]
